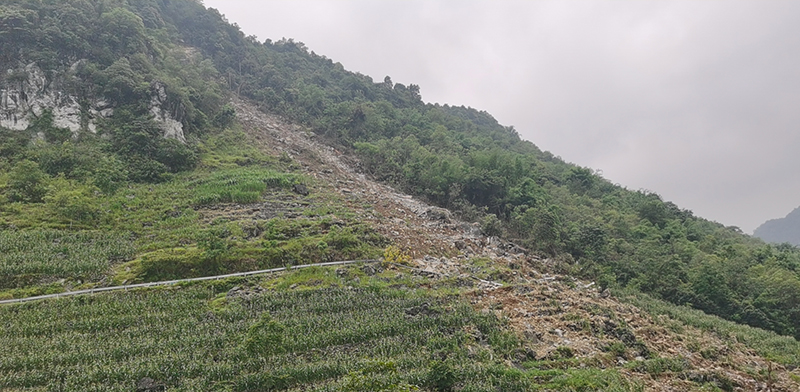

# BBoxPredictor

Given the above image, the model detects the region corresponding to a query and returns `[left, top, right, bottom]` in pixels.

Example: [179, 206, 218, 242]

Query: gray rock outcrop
[1, 62, 184, 141]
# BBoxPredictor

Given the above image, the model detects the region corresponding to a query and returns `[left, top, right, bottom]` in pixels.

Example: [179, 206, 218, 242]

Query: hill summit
[754, 207, 800, 245]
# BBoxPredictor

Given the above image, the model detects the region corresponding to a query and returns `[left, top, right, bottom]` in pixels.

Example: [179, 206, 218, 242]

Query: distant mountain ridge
[754, 207, 800, 245]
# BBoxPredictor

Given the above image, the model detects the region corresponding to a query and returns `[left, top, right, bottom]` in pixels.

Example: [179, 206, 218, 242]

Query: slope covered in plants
[102, 0, 800, 339]
[0, 3, 799, 389]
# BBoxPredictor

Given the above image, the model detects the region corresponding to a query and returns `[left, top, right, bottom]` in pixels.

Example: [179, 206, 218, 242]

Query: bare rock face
[149, 82, 185, 142]
[1, 62, 184, 141]
[0, 63, 109, 133]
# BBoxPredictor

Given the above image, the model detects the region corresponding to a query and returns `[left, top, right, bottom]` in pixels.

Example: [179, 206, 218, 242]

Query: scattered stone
[136, 377, 166, 392]
[361, 264, 377, 276]
[405, 302, 439, 317]
[289, 283, 298, 289]
[420, 207, 451, 222]
[292, 183, 309, 196]
[524, 328, 541, 343]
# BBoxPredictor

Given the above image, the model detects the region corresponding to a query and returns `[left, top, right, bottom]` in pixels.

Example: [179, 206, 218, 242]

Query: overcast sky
[205, 0, 800, 233]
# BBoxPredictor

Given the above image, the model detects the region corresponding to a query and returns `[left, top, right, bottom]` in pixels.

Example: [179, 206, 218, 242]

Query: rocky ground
[229, 98, 800, 391]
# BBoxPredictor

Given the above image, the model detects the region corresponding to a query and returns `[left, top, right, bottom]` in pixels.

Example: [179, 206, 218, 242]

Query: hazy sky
[205, 0, 800, 233]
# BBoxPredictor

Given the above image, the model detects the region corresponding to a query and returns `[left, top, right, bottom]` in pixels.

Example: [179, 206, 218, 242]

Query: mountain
[754, 207, 800, 245]
[1, 0, 800, 390]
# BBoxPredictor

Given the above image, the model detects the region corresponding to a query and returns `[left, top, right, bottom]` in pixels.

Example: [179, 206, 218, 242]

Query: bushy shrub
[45, 177, 101, 225]
[6, 159, 49, 203]
[426, 360, 456, 392]
[243, 313, 286, 356]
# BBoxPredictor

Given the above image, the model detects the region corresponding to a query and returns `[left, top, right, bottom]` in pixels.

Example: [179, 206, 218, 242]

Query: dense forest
[1, 0, 799, 343]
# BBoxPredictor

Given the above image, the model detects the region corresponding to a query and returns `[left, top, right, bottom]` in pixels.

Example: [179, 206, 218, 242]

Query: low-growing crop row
[0, 276, 641, 392]
[0, 230, 135, 290]
[0, 282, 502, 391]
[191, 168, 300, 206]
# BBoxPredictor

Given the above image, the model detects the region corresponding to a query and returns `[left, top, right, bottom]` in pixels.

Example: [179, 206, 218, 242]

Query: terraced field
[0, 268, 640, 392]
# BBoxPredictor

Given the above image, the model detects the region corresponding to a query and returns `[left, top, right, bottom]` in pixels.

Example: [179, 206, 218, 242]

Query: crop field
[191, 168, 300, 206]
[0, 270, 639, 392]
[0, 230, 135, 291]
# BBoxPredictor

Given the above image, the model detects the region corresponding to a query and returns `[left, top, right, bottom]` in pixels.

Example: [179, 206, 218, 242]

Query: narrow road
[0, 259, 379, 305]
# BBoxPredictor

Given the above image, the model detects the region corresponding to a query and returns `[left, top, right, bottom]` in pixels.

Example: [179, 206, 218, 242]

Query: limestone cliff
[0, 62, 184, 142]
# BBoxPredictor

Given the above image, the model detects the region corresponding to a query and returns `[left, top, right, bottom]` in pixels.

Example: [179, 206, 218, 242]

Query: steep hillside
[754, 207, 800, 245]
[3, 96, 800, 391]
[2, 0, 800, 390]
[149, 0, 800, 340]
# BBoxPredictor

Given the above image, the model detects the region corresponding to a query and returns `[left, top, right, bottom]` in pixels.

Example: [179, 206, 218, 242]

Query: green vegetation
[0, 230, 134, 291]
[192, 168, 297, 206]
[1, 2, 799, 390]
[57, 0, 794, 340]
[1, 128, 385, 295]
[0, 271, 642, 392]
[3, 0, 800, 337]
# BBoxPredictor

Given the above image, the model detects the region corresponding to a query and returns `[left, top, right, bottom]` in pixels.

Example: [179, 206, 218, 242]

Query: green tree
[28, 110, 71, 144]
[6, 159, 49, 203]
[45, 177, 101, 225]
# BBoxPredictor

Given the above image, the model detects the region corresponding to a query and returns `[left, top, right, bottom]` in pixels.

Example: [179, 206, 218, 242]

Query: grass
[191, 168, 299, 206]
[110, 217, 387, 285]
[1, 152, 386, 299]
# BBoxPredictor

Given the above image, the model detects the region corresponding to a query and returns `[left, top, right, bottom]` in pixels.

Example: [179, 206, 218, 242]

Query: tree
[28, 110, 71, 144]
[6, 160, 49, 203]
[45, 177, 101, 225]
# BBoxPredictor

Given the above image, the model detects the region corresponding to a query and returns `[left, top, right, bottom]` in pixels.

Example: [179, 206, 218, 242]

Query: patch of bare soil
[472, 281, 798, 391]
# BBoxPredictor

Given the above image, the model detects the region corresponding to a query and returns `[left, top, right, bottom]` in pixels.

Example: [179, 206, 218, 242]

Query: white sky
[206, 0, 800, 233]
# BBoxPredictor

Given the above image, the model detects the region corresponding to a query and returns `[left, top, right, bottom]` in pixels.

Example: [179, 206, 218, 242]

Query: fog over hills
[755, 207, 800, 245]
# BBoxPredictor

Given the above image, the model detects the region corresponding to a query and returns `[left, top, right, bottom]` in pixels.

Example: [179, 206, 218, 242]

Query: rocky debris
[136, 377, 166, 392]
[197, 197, 312, 224]
[419, 207, 451, 223]
[292, 183, 310, 196]
[234, 99, 539, 262]
[229, 97, 800, 392]
[361, 264, 383, 276]
[469, 280, 798, 391]
[404, 302, 439, 317]
[227, 286, 266, 298]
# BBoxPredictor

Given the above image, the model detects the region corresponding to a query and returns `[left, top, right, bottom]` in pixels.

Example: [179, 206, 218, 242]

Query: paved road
[0, 259, 380, 305]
